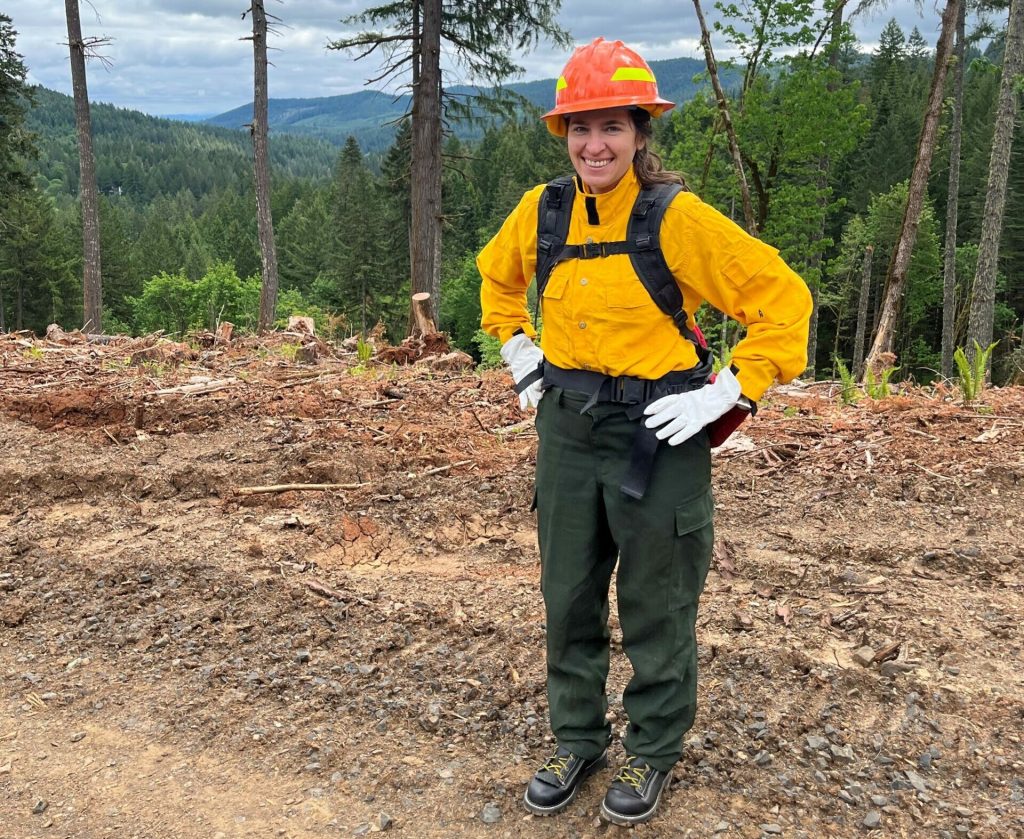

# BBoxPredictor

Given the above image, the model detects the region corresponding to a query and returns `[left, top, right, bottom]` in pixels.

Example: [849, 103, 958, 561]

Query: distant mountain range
[203, 57, 733, 152]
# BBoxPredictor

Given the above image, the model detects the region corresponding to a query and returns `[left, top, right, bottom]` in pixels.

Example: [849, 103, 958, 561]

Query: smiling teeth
[585, 159, 610, 168]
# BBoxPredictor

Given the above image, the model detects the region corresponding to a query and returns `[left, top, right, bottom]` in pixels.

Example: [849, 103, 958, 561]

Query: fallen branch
[235, 481, 370, 495]
[150, 378, 240, 396]
[235, 460, 473, 495]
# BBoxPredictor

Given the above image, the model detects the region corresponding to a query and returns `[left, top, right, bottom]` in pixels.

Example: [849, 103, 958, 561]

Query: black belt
[542, 360, 713, 500]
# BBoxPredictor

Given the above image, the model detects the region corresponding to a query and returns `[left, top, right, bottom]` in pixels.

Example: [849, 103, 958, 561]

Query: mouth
[583, 158, 611, 169]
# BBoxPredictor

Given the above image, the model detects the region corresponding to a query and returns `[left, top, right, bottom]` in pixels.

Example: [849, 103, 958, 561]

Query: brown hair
[631, 109, 688, 190]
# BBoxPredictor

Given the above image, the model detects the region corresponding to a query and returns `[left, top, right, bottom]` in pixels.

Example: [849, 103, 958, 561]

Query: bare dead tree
[409, 0, 443, 327]
[864, 0, 961, 375]
[692, 0, 757, 235]
[64, 0, 109, 333]
[853, 244, 874, 377]
[967, 0, 1024, 371]
[243, 1, 281, 334]
[941, 0, 967, 379]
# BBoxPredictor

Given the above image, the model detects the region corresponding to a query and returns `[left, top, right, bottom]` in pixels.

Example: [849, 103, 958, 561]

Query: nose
[582, 131, 606, 153]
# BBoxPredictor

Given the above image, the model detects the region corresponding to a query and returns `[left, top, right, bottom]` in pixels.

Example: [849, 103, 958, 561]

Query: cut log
[411, 292, 437, 335]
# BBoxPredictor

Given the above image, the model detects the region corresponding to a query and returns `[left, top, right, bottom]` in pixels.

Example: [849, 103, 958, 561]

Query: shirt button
[578, 321, 587, 330]
[580, 278, 588, 286]
[585, 236, 594, 244]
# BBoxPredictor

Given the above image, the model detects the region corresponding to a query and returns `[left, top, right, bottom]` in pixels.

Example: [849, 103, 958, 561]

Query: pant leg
[535, 388, 618, 760]
[598, 418, 714, 773]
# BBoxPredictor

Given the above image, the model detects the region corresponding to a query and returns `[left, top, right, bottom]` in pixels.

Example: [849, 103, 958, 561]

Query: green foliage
[127, 262, 256, 335]
[864, 362, 900, 399]
[826, 181, 942, 379]
[953, 341, 997, 403]
[442, 253, 486, 356]
[129, 271, 196, 336]
[474, 330, 504, 370]
[0, 14, 35, 212]
[7, 6, 1022, 373]
[833, 356, 861, 405]
[356, 335, 373, 363]
[712, 345, 734, 374]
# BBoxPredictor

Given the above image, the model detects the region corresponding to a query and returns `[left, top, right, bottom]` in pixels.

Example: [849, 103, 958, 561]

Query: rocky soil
[1, 330, 1022, 839]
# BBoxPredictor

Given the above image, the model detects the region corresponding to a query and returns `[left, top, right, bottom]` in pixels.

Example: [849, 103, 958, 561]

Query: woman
[477, 37, 812, 827]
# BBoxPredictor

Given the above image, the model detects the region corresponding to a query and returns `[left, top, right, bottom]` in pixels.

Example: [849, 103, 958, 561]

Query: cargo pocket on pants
[670, 487, 714, 610]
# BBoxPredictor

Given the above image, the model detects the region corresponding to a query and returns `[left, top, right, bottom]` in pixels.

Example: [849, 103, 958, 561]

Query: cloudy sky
[6, 1, 945, 117]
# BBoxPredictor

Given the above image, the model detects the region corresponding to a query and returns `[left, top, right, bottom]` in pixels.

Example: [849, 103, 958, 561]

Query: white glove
[500, 332, 545, 410]
[643, 367, 742, 446]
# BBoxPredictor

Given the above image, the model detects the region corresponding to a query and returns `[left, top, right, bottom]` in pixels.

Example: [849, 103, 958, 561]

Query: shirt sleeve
[478, 188, 542, 345]
[663, 195, 813, 401]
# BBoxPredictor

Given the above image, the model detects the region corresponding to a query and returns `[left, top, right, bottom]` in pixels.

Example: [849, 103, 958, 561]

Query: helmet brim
[542, 98, 675, 137]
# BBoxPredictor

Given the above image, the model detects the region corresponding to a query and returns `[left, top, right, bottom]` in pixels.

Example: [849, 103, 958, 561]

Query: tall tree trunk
[864, 0, 960, 375]
[853, 245, 874, 378]
[692, 0, 757, 235]
[409, 0, 442, 331]
[65, 0, 102, 333]
[251, 1, 280, 334]
[941, 1, 967, 378]
[804, 0, 847, 378]
[967, 0, 1024, 369]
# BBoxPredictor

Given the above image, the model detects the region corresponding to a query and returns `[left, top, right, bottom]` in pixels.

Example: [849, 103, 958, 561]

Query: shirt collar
[574, 167, 640, 223]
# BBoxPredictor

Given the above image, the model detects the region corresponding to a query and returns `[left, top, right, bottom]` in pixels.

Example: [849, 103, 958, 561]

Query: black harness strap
[543, 358, 714, 500]
[534, 176, 716, 499]
[535, 177, 708, 363]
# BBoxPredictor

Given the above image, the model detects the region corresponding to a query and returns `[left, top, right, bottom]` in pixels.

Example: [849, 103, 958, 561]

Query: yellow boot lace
[541, 753, 572, 782]
[614, 757, 649, 790]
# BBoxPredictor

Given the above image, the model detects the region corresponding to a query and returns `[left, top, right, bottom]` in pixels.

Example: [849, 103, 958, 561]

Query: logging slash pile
[0, 327, 1022, 839]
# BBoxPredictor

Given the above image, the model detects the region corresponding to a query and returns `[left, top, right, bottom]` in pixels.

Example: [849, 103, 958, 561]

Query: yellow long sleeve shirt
[478, 168, 812, 402]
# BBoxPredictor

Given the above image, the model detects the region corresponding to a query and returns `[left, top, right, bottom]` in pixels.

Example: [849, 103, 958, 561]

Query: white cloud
[4, 1, 947, 116]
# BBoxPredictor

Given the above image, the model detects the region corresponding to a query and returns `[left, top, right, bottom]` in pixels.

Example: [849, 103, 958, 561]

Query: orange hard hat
[541, 38, 675, 137]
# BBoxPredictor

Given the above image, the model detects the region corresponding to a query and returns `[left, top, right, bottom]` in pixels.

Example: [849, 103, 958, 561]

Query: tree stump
[411, 292, 437, 335]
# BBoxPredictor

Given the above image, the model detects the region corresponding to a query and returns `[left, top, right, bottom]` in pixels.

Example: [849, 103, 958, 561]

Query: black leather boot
[523, 745, 608, 816]
[600, 755, 672, 825]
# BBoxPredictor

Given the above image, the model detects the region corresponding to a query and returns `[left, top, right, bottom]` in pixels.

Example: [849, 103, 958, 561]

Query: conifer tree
[328, 0, 569, 330]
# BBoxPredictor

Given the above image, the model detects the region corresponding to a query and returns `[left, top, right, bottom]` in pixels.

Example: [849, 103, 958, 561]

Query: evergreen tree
[328, 0, 570, 328]
[0, 189, 78, 333]
[0, 13, 35, 231]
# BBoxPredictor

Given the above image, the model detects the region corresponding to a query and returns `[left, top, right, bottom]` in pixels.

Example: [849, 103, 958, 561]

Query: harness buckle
[611, 376, 651, 404]
[580, 241, 605, 259]
[635, 233, 655, 250]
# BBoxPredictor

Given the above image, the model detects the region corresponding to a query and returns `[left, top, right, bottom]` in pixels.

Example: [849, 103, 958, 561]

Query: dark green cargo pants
[534, 386, 714, 773]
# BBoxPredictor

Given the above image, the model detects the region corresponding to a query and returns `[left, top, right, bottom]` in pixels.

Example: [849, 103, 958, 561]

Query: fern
[953, 340, 998, 404]
[833, 356, 861, 405]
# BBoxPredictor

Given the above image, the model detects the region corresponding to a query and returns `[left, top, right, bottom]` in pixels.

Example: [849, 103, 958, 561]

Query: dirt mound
[1, 331, 1022, 838]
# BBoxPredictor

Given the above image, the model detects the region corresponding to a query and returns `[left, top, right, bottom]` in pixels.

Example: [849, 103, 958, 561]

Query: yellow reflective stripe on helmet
[610, 67, 656, 83]
[556, 76, 567, 91]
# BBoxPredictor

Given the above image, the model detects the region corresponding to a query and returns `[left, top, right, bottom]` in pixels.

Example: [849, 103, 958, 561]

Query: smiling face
[566, 108, 645, 194]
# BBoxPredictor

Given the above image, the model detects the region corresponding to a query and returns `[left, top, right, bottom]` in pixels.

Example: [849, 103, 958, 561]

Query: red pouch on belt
[707, 404, 750, 447]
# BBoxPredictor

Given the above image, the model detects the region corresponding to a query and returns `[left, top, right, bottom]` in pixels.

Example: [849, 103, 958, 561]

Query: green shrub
[833, 356, 861, 405]
[953, 340, 998, 404]
[474, 330, 504, 370]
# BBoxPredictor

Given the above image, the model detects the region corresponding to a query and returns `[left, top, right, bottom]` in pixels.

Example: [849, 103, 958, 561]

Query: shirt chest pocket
[605, 275, 657, 310]
[541, 269, 569, 302]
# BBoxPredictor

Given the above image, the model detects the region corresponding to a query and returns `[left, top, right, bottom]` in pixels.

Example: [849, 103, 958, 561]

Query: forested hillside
[26, 87, 335, 203]
[1, 13, 1022, 384]
[203, 57, 725, 152]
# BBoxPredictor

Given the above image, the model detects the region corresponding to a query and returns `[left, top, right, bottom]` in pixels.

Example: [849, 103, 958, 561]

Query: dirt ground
[1, 330, 1022, 839]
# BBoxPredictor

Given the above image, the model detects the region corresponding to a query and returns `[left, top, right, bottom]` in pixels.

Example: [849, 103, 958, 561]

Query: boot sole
[599, 771, 671, 826]
[523, 753, 608, 816]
